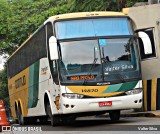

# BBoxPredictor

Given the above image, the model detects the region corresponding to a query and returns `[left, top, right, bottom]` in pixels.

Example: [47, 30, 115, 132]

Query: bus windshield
[58, 37, 140, 85]
[54, 17, 140, 85]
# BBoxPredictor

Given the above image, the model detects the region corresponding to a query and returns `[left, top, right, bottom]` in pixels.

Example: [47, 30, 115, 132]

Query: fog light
[139, 99, 142, 103]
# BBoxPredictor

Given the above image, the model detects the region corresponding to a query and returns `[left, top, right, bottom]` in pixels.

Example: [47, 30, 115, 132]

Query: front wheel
[45, 101, 61, 126]
[61, 115, 76, 125]
[109, 110, 120, 122]
[51, 115, 61, 126]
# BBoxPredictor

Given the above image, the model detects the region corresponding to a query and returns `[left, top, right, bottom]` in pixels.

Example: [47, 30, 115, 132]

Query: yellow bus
[7, 12, 142, 126]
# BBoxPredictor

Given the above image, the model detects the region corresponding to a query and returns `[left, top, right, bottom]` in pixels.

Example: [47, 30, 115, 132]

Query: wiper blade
[82, 57, 98, 85]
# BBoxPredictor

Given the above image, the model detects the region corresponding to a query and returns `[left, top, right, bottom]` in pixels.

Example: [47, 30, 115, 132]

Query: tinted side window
[8, 26, 47, 78]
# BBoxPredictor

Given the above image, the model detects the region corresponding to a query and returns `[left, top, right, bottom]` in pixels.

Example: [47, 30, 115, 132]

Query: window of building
[137, 28, 156, 60]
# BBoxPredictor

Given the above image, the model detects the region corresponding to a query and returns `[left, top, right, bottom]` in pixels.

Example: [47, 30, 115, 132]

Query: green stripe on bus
[118, 81, 138, 92]
[103, 81, 138, 93]
[28, 61, 40, 108]
[102, 83, 122, 93]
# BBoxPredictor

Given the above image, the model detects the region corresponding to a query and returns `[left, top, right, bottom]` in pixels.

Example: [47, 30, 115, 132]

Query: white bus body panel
[62, 92, 142, 114]
[27, 58, 59, 116]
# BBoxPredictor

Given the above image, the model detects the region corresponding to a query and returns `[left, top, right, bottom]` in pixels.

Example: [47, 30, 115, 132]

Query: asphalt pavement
[120, 109, 160, 117]
[96, 109, 160, 119]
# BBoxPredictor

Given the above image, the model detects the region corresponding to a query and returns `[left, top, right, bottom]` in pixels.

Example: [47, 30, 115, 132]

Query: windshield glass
[100, 38, 139, 82]
[58, 37, 140, 84]
[55, 18, 133, 39]
[59, 40, 101, 83]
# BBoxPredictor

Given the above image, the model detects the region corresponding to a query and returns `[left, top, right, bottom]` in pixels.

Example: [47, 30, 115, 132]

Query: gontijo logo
[15, 75, 26, 89]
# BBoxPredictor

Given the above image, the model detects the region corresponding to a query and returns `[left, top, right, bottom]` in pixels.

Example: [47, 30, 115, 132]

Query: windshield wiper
[82, 58, 98, 85]
[82, 47, 98, 85]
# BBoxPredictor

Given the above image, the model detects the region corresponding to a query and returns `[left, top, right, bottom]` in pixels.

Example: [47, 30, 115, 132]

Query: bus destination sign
[67, 75, 96, 81]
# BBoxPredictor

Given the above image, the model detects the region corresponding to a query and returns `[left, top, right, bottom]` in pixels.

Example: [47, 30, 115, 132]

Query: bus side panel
[27, 58, 58, 116]
[27, 59, 46, 116]
[28, 61, 40, 108]
[8, 68, 29, 118]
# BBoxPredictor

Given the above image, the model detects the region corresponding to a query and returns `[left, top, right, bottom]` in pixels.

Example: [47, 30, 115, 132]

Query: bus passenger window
[137, 28, 156, 60]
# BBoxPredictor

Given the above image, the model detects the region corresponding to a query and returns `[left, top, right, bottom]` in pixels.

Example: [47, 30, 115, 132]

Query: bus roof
[48, 11, 126, 22]
[8, 11, 127, 60]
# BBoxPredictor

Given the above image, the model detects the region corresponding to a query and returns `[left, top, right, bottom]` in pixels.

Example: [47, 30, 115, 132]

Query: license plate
[98, 101, 112, 107]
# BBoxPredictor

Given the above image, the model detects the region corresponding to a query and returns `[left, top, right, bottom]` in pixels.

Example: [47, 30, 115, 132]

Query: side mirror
[49, 36, 59, 60]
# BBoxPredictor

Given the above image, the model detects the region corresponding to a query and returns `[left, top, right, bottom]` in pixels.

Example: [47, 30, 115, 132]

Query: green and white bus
[7, 12, 142, 126]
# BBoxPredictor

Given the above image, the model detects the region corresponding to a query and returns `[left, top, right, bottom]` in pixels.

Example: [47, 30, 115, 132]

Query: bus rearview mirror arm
[49, 36, 59, 60]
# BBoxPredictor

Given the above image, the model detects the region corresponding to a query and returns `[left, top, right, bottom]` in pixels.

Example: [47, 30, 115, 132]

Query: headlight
[62, 93, 84, 99]
[125, 88, 142, 95]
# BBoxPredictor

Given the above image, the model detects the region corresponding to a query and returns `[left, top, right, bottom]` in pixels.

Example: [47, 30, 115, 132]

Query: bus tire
[16, 106, 25, 125]
[45, 101, 61, 126]
[62, 115, 76, 125]
[51, 115, 61, 126]
[109, 110, 120, 122]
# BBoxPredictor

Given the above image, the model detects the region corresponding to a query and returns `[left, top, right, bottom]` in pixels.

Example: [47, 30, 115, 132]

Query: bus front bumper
[61, 92, 142, 114]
